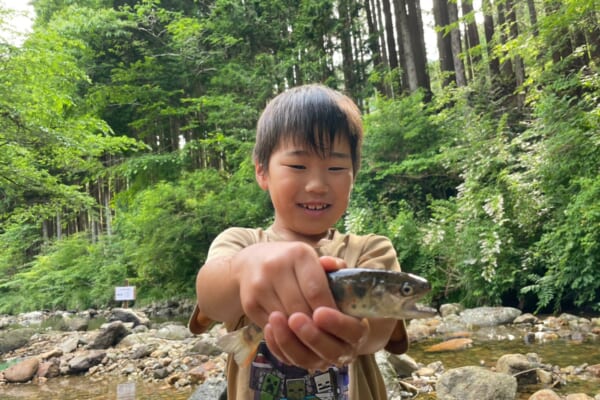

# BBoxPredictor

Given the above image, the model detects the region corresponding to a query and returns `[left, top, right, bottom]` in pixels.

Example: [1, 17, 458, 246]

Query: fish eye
[401, 282, 414, 296]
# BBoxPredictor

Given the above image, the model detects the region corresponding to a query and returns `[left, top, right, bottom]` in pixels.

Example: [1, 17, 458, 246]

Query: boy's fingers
[319, 256, 347, 272]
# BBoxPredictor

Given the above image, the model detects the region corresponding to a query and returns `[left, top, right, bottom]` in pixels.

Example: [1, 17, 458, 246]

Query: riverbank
[1, 303, 599, 399]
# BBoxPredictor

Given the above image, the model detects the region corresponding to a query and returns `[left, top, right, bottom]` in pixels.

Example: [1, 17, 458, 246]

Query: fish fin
[217, 325, 263, 366]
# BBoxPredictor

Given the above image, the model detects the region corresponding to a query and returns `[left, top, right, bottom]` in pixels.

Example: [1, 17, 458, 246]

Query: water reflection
[0, 377, 192, 400]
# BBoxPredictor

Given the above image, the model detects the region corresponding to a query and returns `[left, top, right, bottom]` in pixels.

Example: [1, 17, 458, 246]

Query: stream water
[1, 336, 598, 399]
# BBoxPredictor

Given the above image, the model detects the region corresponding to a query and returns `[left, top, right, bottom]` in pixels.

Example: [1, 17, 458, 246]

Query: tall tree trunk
[506, 0, 525, 108]
[433, 0, 455, 87]
[375, 0, 393, 96]
[526, 0, 538, 36]
[461, 0, 481, 80]
[394, 0, 412, 93]
[381, 0, 400, 94]
[338, 0, 357, 94]
[365, 0, 385, 94]
[409, 0, 432, 99]
[448, 0, 467, 86]
[482, 0, 500, 80]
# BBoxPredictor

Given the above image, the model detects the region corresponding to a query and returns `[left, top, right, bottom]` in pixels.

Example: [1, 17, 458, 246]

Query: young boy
[190, 84, 407, 399]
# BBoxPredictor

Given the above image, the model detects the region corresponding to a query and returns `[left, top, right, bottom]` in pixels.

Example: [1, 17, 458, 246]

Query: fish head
[329, 268, 437, 320]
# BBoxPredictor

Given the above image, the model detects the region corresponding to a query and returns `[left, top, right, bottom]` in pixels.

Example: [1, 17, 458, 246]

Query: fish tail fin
[217, 324, 263, 367]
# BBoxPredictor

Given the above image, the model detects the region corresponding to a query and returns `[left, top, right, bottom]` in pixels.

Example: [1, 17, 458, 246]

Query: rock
[89, 321, 129, 349]
[424, 338, 473, 352]
[190, 339, 223, 357]
[586, 364, 600, 378]
[63, 315, 89, 331]
[436, 366, 517, 400]
[68, 350, 106, 373]
[156, 324, 192, 340]
[3, 357, 39, 383]
[0, 328, 35, 354]
[407, 318, 440, 341]
[496, 353, 539, 385]
[536, 368, 553, 384]
[60, 336, 80, 354]
[37, 360, 60, 379]
[0, 315, 17, 329]
[460, 306, 522, 327]
[439, 303, 463, 317]
[514, 313, 539, 325]
[387, 353, 420, 377]
[188, 377, 227, 400]
[436, 314, 470, 335]
[108, 308, 149, 327]
[20, 311, 45, 327]
[529, 389, 562, 400]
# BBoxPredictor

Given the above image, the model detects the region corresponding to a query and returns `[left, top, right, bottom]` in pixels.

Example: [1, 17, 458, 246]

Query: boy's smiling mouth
[300, 203, 330, 211]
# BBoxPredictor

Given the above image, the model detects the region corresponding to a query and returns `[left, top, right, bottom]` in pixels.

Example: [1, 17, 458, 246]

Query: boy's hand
[233, 241, 340, 329]
[264, 307, 369, 371]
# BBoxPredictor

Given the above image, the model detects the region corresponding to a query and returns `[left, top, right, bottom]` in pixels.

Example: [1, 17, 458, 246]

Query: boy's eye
[287, 164, 306, 170]
[329, 166, 347, 171]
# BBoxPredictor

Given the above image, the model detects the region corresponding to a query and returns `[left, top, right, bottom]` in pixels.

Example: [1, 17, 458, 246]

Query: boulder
[3, 357, 39, 383]
[436, 366, 517, 400]
[460, 307, 522, 327]
[68, 350, 106, 373]
[89, 321, 129, 349]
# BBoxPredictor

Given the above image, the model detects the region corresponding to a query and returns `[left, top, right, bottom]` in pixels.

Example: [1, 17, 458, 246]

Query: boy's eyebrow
[284, 149, 351, 159]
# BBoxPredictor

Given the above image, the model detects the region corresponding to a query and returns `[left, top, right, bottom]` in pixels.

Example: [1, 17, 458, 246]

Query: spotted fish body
[218, 268, 436, 366]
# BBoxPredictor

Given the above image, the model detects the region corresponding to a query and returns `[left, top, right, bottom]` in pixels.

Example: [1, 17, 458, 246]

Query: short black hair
[253, 84, 363, 177]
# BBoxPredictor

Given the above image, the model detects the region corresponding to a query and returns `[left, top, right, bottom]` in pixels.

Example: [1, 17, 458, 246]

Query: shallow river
[1, 337, 598, 399]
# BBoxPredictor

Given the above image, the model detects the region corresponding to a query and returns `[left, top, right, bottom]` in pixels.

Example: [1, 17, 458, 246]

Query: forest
[0, 0, 598, 314]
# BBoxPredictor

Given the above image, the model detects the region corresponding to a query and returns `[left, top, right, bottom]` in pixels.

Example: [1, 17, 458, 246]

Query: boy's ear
[255, 161, 268, 191]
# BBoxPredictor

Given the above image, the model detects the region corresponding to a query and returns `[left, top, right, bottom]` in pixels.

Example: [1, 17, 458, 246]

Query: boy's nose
[305, 171, 328, 193]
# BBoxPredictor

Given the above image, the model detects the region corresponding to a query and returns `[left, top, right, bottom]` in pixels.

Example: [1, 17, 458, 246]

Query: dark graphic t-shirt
[249, 342, 349, 400]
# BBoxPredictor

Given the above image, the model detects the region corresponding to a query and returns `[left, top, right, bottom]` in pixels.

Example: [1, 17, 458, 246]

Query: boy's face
[255, 135, 354, 241]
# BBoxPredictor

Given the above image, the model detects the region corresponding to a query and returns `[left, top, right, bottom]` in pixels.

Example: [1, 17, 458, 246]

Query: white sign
[115, 286, 136, 301]
[117, 382, 136, 400]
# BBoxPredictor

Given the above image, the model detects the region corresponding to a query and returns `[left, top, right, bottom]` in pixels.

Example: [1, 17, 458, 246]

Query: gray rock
[108, 308, 149, 327]
[60, 336, 80, 354]
[496, 353, 539, 385]
[188, 377, 227, 400]
[440, 303, 463, 317]
[0, 328, 35, 354]
[191, 340, 223, 357]
[68, 350, 106, 373]
[156, 324, 192, 340]
[387, 353, 420, 378]
[19, 311, 45, 327]
[460, 307, 522, 327]
[528, 389, 562, 400]
[89, 321, 129, 349]
[63, 315, 89, 331]
[436, 366, 517, 400]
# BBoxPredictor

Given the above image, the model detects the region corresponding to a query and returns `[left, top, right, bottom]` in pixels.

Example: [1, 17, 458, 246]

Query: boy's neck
[267, 225, 335, 247]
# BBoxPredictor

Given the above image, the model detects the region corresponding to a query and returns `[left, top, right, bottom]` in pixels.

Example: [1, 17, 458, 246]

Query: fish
[218, 268, 437, 366]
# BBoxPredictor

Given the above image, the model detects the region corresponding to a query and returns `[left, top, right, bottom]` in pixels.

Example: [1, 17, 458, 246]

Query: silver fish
[218, 268, 437, 366]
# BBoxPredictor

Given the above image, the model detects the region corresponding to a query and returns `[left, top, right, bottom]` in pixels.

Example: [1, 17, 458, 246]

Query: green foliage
[114, 161, 270, 300]
[0, 234, 129, 313]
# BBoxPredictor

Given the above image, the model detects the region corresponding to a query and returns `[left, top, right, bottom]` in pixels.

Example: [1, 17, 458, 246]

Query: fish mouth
[395, 297, 437, 319]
